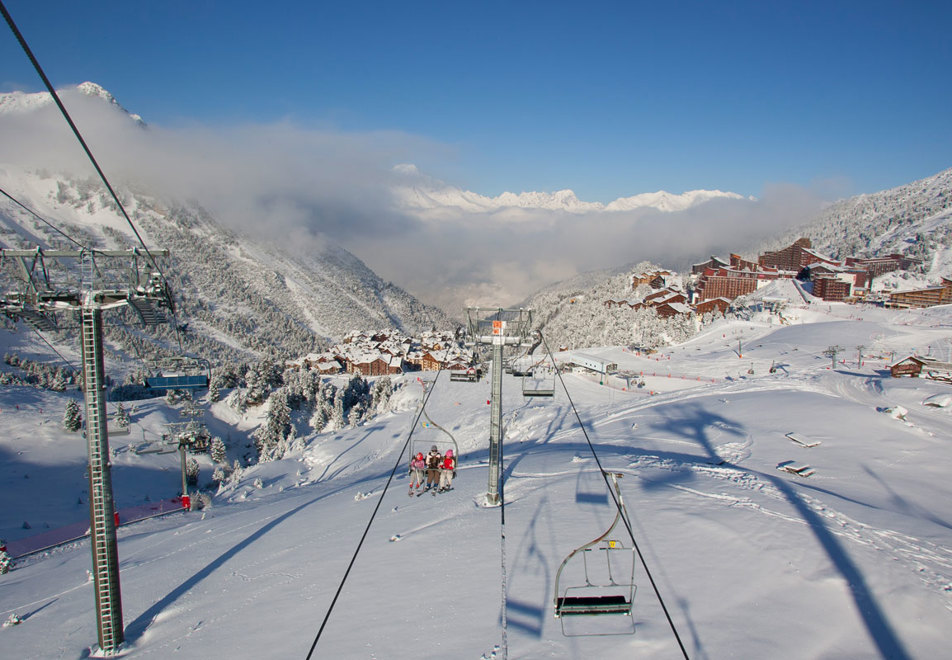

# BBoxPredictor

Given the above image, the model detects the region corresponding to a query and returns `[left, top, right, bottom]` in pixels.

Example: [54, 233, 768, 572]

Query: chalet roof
[801, 247, 839, 264]
[350, 350, 385, 365]
[666, 302, 692, 314]
[696, 297, 730, 307]
[914, 356, 952, 371]
[692, 255, 729, 267]
[891, 355, 952, 371]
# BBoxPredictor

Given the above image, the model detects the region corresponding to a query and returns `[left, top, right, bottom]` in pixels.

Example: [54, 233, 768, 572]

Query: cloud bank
[0, 87, 827, 314]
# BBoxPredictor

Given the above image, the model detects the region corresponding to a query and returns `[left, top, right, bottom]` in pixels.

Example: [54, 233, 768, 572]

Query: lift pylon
[1, 247, 172, 654]
[465, 308, 533, 506]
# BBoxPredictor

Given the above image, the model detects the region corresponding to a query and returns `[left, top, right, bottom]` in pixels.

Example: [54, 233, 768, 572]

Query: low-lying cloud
[0, 87, 828, 314]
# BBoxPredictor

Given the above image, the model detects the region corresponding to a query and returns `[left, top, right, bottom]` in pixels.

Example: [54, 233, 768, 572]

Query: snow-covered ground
[2, 303, 952, 658]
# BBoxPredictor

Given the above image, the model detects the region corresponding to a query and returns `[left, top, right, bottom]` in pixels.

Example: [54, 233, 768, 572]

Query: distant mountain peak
[0, 81, 144, 124]
[76, 81, 115, 103]
[391, 165, 750, 216]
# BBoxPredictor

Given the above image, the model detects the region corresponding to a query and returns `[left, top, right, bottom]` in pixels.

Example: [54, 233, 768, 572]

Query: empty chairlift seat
[553, 473, 637, 635]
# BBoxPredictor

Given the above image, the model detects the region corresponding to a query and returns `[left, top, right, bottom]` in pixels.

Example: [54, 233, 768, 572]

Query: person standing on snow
[425, 445, 442, 491]
[408, 452, 426, 496]
[438, 449, 456, 492]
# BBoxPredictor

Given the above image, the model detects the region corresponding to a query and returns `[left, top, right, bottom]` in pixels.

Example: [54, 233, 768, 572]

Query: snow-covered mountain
[0, 166, 447, 364]
[766, 168, 952, 272]
[391, 163, 749, 216]
[0, 81, 144, 125]
[0, 81, 449, 364]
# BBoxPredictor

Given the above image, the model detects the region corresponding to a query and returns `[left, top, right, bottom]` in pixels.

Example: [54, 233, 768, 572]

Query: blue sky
[2, 1, 950, 202]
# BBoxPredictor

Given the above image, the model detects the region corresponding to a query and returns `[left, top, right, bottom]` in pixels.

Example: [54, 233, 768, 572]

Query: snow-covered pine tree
[185, 457, 200, 486]
[114, 402, 130, 429]
[207, 379, 220, 403]
[50, 368, 69, 392]
[371, 376, 394, 414]
[63, 399, 82, 432]
[331, 388, 346, 430]
[212, 465, 227, 488]
[244, 365, 268, 406]
[210, 436, 227, 464]
[309, 403, 328, 433]
[253, 389, 291, 460]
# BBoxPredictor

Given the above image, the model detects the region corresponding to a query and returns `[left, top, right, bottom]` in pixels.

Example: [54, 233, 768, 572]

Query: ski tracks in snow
[640, 456, 952, 610]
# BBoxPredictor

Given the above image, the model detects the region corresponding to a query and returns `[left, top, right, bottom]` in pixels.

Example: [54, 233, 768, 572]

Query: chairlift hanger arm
[553, 473, 629, 605]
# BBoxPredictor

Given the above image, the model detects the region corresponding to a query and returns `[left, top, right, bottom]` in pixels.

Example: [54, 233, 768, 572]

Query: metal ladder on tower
[82, 301, 124, 652]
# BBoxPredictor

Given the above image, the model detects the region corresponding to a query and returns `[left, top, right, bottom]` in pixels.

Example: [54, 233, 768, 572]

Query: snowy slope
[1, 302, 951, 658]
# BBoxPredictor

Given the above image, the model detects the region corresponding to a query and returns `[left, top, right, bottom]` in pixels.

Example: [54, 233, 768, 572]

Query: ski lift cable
[0, 185, 87, 250]
[538, 331, 690, 659]
[415, 385, 459, 461]
[1, 3, 170, 285]
[305, 349, 452, 659]
[27, 326, 76, 370]
[0, 184, 116, 291]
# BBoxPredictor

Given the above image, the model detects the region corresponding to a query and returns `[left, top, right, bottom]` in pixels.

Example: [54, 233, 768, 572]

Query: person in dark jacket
[425, 445, 442, 491]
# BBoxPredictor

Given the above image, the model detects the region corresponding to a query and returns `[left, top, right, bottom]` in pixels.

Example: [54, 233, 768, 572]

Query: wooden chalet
[655, 301, 693, 318]
[316, 360, 342, 375]
[420, 351, 444, 371]
[691, 256, 729, 275]
[646, 289, 687, 305]
[632, 270, 671, 290]
[347, 353, 403, 376]
[694, 297, 731, 316]
[890, 356, 952, 382]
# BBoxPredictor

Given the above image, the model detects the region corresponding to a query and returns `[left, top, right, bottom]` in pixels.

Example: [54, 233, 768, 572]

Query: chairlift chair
[146, 355, 210, 391]
[521, 369, 555, 398]
[554, 472, 637, 635]
[449, 366, 480, 382]
[408, 380, 460, 464]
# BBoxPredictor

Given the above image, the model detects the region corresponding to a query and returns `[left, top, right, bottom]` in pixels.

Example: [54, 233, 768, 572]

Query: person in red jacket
[438, 449, 456, 492]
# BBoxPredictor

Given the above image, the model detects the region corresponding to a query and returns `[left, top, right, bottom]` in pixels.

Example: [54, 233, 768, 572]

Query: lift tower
[0, 247, 172, 655]
[465, 308, 533, 506]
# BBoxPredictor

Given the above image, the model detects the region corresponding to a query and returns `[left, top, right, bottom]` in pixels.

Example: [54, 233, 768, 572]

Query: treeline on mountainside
[527, 269, 721, 351]
[767, 169, 952, 265]
[1, 353, 81, 391]
[208, 358, 396, 463]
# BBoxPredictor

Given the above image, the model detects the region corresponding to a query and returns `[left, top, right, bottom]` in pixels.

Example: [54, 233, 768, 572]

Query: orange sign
[492, 320, 503, 335]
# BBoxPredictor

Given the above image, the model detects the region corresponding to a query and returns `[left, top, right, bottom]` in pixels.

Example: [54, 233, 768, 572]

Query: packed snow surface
[2, 303, 952, 658]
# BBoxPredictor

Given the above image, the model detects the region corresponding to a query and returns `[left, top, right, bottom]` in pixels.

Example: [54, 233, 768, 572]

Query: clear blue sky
[2, 0, 950, 202]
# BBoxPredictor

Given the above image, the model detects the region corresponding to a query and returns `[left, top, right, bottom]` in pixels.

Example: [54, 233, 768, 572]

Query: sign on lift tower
[465, 308, 533, 506]
[0, 247, 172, 655]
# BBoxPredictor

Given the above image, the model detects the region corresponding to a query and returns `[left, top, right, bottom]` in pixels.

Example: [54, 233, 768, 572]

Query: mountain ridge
[391, 162, 750, 216]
